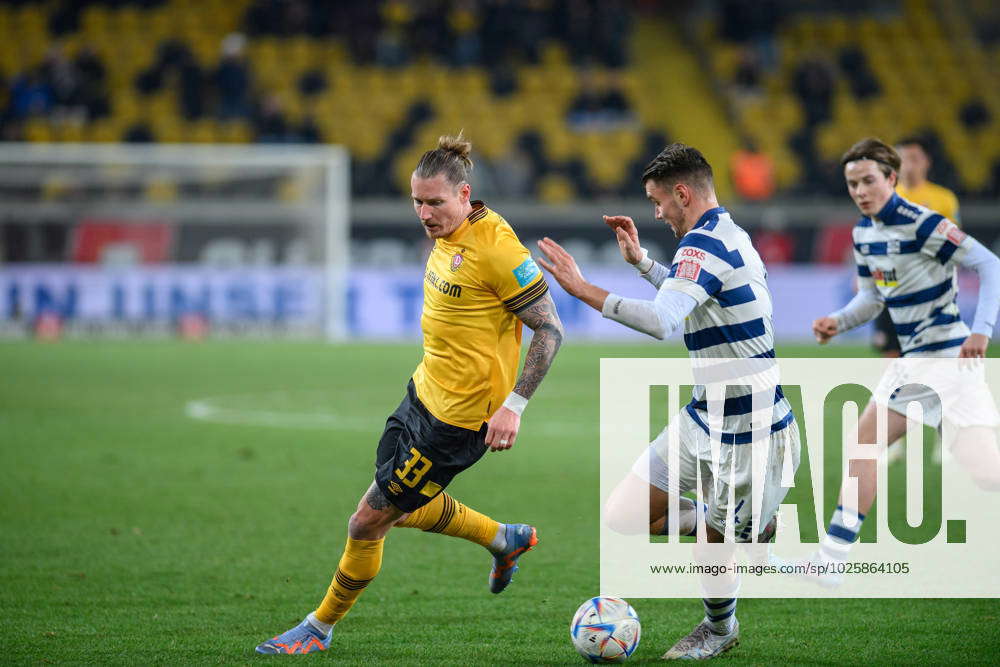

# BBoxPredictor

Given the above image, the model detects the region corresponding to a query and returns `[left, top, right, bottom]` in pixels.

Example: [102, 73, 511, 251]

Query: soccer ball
[569, 596, 641, 663]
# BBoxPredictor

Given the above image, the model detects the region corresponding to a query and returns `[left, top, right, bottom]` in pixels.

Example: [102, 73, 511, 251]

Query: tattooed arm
[484, 290, 563, 451]
[512, 291, 564, 399]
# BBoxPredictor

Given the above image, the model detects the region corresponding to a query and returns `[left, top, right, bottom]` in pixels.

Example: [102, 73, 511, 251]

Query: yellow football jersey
[896, 181, 960, 225]
[411, 201, 548, 430]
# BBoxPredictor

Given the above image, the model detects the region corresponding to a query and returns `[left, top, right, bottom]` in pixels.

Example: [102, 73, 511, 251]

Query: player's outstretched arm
[536, 237, 609, 311]
[815, 286, 884, 344]
[603, 215, 643, 264]
[538, 237, 695, 340]
[604, 214, 670, 288]
[484, 292, 564, 452]
[812, 316, 838, 344]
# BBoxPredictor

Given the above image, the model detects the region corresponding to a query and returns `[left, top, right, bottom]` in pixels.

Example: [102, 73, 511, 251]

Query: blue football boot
[489, 523, 538, 594]
[255, 618, 332, 654]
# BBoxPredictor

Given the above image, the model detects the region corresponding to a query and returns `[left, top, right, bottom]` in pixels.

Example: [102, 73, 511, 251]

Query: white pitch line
[184, 393, 598, 437]
[184, 399, 375, 431]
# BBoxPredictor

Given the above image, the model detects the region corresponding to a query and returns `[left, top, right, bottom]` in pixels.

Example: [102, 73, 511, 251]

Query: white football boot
[662, 619, 739, 660]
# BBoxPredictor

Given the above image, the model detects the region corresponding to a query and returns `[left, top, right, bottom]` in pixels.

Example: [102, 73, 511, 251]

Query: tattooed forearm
[512, 292, 564, 399]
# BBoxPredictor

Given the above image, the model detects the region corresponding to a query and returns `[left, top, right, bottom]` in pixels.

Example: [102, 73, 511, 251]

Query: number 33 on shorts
[394, 447, 438, 495]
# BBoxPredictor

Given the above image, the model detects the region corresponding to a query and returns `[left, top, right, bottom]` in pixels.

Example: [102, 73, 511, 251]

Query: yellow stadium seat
[188, 119, 218, 143]
[25, 120, 53, 143]
[537, 173, 575, 204]
[153, 118, 184, 143]
[219, 120, 251, 144]
[539, 42, 569, 68]
[351, 131, 382, 162]
[85, 120, 118, 143]
[55, 123, 86, 143]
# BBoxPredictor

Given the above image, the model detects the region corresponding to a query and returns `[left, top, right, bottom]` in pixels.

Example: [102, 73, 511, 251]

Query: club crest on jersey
[450, 252, 464, 272]
[873, 268, 898, 287]
[676, 260, 701, 281]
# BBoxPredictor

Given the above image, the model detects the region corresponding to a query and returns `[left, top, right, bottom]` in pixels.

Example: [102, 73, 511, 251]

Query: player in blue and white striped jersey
[809, 137, 1000, 584]
[538, 143, 799, 661]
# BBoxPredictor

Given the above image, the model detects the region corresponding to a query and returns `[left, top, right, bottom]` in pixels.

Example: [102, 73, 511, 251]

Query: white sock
[821, 505, 864, 562]
[819, 535, 852, 564]
[488, 524, 507, 552]
[306, 611, 333, 635]
[702, 597, 737, 634]
[661, 498, 707, 536]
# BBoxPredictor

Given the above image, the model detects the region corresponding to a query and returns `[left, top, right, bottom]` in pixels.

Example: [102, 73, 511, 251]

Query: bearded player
[256, 133, 563, 654]
[539, 143, 799, 660]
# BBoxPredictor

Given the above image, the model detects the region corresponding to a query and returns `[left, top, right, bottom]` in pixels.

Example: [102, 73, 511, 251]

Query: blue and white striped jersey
[650, 206, 793, 442]
[853, 192, 971, 356]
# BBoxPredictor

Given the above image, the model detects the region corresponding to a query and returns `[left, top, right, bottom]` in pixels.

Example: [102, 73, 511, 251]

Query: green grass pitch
[2, 340, 999, 664]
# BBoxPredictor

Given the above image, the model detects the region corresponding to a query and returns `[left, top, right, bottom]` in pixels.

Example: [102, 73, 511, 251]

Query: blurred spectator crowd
[0, 0, 998, 201]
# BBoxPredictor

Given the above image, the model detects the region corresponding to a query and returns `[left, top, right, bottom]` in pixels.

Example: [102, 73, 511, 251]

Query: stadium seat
[1, 0, 994, 197]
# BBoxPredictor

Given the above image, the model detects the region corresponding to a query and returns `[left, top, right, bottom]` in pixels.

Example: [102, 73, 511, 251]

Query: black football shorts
[872, 308, 901, 354]
[374, 380, 489, 512]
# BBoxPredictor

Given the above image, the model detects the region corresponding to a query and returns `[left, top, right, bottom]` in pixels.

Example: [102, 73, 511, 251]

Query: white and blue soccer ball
[570, 596, 641, 663]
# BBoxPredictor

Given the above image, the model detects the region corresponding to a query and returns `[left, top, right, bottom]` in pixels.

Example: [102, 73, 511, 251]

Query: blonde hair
[414, 132, 474, 185]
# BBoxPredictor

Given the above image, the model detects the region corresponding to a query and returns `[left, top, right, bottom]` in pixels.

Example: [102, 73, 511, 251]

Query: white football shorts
[631, 407, 800, 542]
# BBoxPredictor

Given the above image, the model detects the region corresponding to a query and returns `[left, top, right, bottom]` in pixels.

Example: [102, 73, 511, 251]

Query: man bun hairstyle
[641, 143, 714, 192]
[414, 131, 474, 185]
[841, 137, 901, 177]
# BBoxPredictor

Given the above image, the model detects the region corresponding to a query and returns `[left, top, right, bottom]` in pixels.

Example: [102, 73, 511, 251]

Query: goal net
[0, 143, 349, 340]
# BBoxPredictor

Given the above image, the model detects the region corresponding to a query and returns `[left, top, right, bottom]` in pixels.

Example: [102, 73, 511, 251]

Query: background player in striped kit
[810, 137, 1000, 582]
[885, 135, 964, 461]
[871, 135, 962, 358]
[538, 143, 800, 660]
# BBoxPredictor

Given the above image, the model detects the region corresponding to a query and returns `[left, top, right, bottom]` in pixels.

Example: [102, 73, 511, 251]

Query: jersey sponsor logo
[676, 259, 701, 281]
[895, 205, 920, 220]
[512, 257, 540, 287]
[387, 481, 403, 495]
[425, 269, 463, 298]
[450, 252, 464, 272]
[681, 247, 707, 260]
[872, 268, 898, 287]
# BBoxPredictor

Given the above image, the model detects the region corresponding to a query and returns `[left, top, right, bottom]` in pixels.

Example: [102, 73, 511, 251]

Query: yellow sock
[396, 492, 500, 548]
[313, 537, 383, 625]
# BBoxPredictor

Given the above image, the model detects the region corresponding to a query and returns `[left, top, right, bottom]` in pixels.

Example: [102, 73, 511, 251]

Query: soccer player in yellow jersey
[895, 135, 960, 223]
[256, 134, 564, 654]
